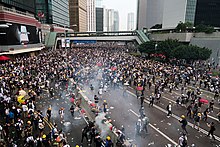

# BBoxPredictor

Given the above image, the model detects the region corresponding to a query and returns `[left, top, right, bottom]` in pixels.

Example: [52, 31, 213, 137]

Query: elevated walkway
[53, 30, 149, 49]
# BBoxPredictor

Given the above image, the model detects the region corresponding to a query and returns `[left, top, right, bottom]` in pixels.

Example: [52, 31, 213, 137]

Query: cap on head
[106, 136, 111, 140]
[181, 115, 185, 119]
[42, 134, 46, 139]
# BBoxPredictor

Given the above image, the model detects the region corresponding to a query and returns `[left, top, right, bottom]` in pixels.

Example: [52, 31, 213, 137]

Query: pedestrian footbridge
[45, 30, 150, 48]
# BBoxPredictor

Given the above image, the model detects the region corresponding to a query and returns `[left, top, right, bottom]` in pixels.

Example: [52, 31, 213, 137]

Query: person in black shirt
[70, 105, 75, 117]
[207, 122, 216, 140]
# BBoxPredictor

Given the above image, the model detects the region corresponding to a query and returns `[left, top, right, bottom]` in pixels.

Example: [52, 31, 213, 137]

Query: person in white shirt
[22, 104, 28, 118]
[178, 133, 187, 147]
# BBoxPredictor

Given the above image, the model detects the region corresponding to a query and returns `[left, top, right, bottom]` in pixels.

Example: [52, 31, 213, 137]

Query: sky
[102, 0, 137, 31]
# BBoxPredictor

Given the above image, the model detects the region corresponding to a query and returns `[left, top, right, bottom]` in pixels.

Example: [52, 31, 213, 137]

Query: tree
[171, 44, 212, 62]
[138, 41, 156, 58]
[195, 24, 215, 34]
[176, 21, 193, 32]
[150, 24, 162, 29]
[157, 39, 181, 60]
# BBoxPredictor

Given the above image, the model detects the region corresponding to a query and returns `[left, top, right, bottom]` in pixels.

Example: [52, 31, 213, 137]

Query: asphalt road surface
[80, 76, 220, 147]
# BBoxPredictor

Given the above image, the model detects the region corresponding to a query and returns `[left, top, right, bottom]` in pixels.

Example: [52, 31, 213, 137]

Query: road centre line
[126, 90, 220, 142]
[129, 109, 178, 146]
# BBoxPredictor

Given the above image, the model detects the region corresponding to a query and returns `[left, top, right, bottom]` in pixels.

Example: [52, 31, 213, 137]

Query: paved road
[36, 87, 90, 146]
[80, 76, 220, 147]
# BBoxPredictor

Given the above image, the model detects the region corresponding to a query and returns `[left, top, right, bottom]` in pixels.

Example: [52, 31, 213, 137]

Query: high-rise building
[137, 0, 164, 30]
[137, 0, 220, 29]
[87, 0, 96, 31]
[127, 12, 135, 31]
[104, 8, 119, 31]
[0, 0, 41, 51]
[69, 0, 87, 32]
[36, 0, 69, 27]
[96, 7, 104, 31]
[95, 0, 103, 31]
[194, 0, 220, 27]
[114, 11, 119, 31]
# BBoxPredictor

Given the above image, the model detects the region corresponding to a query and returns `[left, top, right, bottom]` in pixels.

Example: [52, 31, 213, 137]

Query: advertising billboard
[0, 22, 40, 45]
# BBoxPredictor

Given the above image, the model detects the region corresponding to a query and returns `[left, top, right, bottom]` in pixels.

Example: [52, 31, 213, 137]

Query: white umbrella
[19, 90, 26, 96]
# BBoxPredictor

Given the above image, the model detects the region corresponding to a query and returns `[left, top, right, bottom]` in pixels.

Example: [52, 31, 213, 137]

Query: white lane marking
[162, 95, 219, 122]
[129, 109, 178, 146]
[127, 91, 220, 142]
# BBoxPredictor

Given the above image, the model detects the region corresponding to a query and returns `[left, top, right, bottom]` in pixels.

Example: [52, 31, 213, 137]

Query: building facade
[96, 7, 103, 31]
[194, 0, 220, 27]
[87, 0, 96, 31]
[162, 0, 188, 28]
[36, 0, 69, 27]
[114, 11, 119, 31]
[137, 0, 164, 30]
[137, 0, 220, 29]
[0, 0, 36, 14]
[69, 0, 87, 32]
[0, 0, 41, 51]
[127, 12, 135, 31]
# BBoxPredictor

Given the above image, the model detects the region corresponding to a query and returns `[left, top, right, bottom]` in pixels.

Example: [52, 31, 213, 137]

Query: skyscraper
[95, 0, 103, 31]
[87, 0, 96, 31]
[104, 9, 119, 31]
[36, 0, 69, 27]
[96, 7, 104, 31]
[127, 12, 135, 31]
[114, 11, 119, 31]
[69, 0, 87, 32]
[194, 0, 220, 27]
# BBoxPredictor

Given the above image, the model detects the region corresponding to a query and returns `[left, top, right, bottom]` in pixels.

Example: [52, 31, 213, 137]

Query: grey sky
[103, 0, 137, 31]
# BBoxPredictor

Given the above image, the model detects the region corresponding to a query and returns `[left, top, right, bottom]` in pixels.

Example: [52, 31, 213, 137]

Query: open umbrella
[70, 98, 75, 103]
[17, 95, 25, 104]
[19, 90, 27, 96]
[0, 56, 10, 61]
[199, 98, 209, 104]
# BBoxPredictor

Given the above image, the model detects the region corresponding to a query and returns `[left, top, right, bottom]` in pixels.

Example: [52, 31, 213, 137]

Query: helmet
[27, 121, 31, 124]
[181, 115, 185, 119]
[104, 100, 107, 103]
[106, 136, 111, 140]
[76, 145, 79, 147]
[42, 134, 46, 139]
[198, 113, 201, 116]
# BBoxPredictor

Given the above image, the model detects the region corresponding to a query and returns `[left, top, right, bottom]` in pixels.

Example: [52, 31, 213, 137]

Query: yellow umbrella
[17, 95, 25, 104]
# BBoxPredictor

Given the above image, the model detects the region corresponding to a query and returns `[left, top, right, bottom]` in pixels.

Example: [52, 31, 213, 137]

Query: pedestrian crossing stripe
[79, 90, 86, 93]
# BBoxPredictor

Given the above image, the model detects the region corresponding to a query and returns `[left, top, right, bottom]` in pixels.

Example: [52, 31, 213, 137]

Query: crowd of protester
[0, 42, 219, 147]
